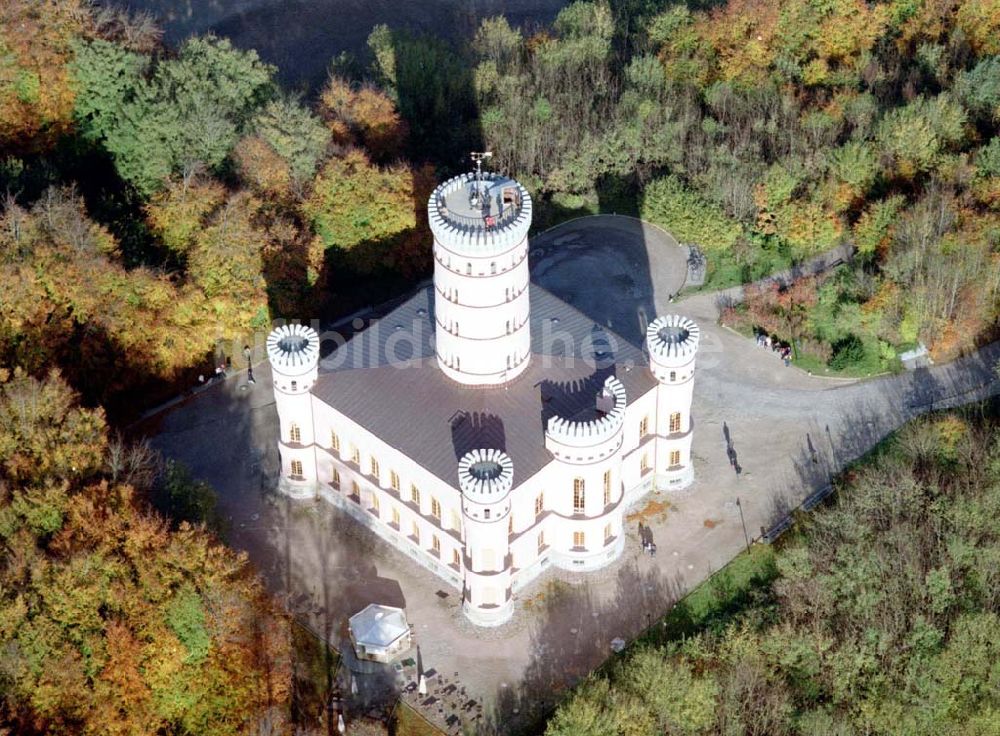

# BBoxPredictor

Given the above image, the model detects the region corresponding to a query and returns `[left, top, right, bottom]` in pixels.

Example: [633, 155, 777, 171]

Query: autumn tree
[0, 369, 293, 735]
[0, 0, 89, 151]
[319, 78, 408, 162]
[304, 149, 431, 276]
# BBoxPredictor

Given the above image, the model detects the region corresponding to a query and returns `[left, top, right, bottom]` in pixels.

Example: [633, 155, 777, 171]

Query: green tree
[640, 175, 742, 251]
[976, 137, 1000, 178]
[956, 56, 1000, 123]
[304, 149, 420, 265]
[70, 39, 147, 143]
[877, 95, 967, 179]
[71, 35, 276, 194]
[250, 98, 330, 183]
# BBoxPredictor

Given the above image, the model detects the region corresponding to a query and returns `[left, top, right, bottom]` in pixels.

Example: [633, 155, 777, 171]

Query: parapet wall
[545, 376, 627, 453]
[646, 315, 699, 373]
[458, 449, 514, 502]
[267, 324, 320, 377]
[428, 173, 532, 256]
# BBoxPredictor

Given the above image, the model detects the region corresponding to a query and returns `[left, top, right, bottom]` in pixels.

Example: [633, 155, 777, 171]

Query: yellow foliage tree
[957, 0, 1000, 56]
[0, 0, 87, 150]
[304, 149, 422, 274]
[319, 77, 408, 161]
[145, 174, 227, 255]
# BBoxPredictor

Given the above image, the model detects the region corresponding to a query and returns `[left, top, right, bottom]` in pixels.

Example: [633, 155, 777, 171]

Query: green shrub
[640, 175, 742, 252]
[828, 333, 866, 370]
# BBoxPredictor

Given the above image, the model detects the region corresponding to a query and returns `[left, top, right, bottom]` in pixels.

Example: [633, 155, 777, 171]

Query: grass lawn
[683, 246, 794, 294]
[791, 351, 894, 378]
[597, 542, 778, 662]
[655, 543, 778, 642]
[391, 700, 446, 736]
[722, 310, 902, 378]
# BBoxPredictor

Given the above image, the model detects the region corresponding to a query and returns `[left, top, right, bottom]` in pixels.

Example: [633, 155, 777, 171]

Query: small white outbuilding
[348, 604, 412, 663]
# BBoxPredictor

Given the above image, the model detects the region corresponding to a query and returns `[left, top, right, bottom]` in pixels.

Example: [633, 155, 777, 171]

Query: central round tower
[429, 172, 533, 386]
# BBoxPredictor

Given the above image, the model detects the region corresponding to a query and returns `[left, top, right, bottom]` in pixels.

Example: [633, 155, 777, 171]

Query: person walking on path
[243, 344, 256, 384]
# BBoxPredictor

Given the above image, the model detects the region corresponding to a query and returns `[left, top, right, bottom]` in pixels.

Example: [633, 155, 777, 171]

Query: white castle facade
[268, 171, 699, 626]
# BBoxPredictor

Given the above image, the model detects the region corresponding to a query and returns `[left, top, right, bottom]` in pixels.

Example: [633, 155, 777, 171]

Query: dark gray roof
[313, 284, 655, 489]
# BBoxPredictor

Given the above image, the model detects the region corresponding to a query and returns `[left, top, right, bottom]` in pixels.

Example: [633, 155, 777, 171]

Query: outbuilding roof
[349, 604, 410, 648]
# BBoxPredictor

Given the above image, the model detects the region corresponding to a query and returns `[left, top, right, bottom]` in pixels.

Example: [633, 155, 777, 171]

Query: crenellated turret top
[646, 315, 699, 362]
[545, 375, 627, 448]
[458, 449, 514, 502]
[428, 172, 532, 255]
[267, 324, 320, 375]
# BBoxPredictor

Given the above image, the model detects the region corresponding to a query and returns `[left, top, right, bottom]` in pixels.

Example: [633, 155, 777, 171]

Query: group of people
[197, 345, 256, 386]
[755, 331, 793, 366]
[637, 521, 657, 556]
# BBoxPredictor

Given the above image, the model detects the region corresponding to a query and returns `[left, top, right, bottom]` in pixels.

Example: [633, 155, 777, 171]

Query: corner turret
[268, 324, 321, 498]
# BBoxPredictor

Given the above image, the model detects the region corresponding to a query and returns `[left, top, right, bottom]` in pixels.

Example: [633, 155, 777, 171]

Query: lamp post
[736, 497, 751, 554]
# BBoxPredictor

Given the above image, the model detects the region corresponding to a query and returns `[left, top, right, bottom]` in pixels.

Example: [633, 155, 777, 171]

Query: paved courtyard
[141, 215, 1000, 734]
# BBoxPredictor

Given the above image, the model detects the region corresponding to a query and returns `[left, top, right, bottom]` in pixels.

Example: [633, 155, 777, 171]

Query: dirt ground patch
[626, 498, 671, 525]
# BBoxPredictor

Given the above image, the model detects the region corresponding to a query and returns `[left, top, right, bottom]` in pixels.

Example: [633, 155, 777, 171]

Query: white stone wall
[429, 173, 533, 386]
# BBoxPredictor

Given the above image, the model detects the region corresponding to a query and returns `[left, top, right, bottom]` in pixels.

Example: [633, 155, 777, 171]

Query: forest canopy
[0, 368, 293, 734]
[545, 408, 1000, 735]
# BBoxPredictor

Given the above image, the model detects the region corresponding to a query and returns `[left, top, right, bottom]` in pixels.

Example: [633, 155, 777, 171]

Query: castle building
[268, 171, 699, 626]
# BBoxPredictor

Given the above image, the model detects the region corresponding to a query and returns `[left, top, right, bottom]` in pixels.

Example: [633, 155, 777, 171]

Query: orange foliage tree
[319, 77, 408, 162]
[0, 369, 293, 735]
[0, 0, 88, 151]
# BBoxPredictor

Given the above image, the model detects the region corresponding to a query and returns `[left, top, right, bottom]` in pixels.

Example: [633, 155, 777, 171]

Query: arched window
[506, 319, 511, 334]
[669, 371, 676, 381]
[289, 424, 301, 443]
[490, 261, 497, 274]
[573, 479, 585, 513]
[669, 412, 681, 433]
[466, 262, 472, 275]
